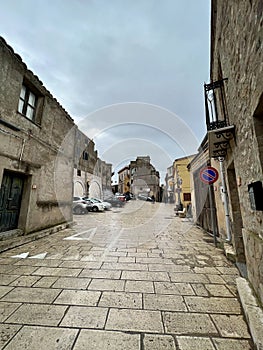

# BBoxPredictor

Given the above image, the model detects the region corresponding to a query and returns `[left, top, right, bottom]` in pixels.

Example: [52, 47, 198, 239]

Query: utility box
[248, 181, 263, 211]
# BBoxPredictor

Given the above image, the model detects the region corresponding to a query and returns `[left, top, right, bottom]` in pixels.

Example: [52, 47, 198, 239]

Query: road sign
[199, 166, 219, 185]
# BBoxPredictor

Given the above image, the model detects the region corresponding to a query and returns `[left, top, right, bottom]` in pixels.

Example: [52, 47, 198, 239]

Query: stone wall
[0, 37, 75, 235]
[210, 0, 263, 303]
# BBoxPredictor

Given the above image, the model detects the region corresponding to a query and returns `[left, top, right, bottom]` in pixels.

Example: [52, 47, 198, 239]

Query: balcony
[204, 78, 235, 158]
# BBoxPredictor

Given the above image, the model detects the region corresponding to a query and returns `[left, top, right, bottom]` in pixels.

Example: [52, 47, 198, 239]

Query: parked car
[104, 196, 125, 208]
[72, 198, 89, 215]
[84, 197, 112, 210]
[137, 194, 153, 202]
[73, 196, 104, 212]
[115, 193, 126, 202]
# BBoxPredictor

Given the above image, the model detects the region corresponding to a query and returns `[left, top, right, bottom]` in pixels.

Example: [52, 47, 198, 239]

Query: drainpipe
[219, 157, 232, 242]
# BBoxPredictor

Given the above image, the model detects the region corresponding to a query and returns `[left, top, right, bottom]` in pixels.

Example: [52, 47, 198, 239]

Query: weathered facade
[173, 155, 196, 210]
[188, 139, 219, 235]
[118, 166, 130, 194]
[0, 37, 75, 237]
[207, 0, 263, 305]
[164, 165, 174, 204]
[99, 160, 113, 199]
[73, 129, 102, 198]
[130, 156, 160, 200]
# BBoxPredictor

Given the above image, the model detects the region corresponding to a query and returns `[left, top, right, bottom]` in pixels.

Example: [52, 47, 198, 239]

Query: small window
[18, 84, 37, 121]
[83, 151, 88, 160]
[77, 169, 81, 176]
[183, 193, 191, 201]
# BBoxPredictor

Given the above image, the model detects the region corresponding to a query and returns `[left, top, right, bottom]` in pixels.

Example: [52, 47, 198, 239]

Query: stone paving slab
[51, 277, 91, 289]
[9, 275, 41, 287]
[0, 274, 20, 285]
[106, 308, 164, 333]
[101, 262, 149, 271]
[143, 293, 187, 311]
[59, 261, 102, 269]
[205, 284, 234, 297]
[32, 276, 58, 288]
[13, 258, 62, 267]
[74, 329, 140, 350]
[143, 334, 176, 349]
[184, 296, 242, 314]
[0, 286, 14, 298]
[2, 325, 78, 350]
[121, 270, 170, 282]
[125, 280, 154, 293]
[0, 302, 21, 322]
[212, 338, 253, 350]
[32, 266, 82, 277]
[98, 291, 142, 309]
[0, 324, 22, 349]
[79, 269, 121, 279]
[163, 312, 218, 335]
[210, 314, 251, 338]
[54, 289, 101, 306]
[148, 263, 191, 272]
[169, 272, 210, 283]
[5, 303, 67, 326]
[176, 336, 215, 350]
[1, 287, 60, 304]
[154, 281, 195, 295]
[60, 305, 108, 328]
[88, 278, 125, 291]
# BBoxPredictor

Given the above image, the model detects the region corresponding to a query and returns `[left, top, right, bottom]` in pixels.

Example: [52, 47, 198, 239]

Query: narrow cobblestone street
[0, 202, 254, 349]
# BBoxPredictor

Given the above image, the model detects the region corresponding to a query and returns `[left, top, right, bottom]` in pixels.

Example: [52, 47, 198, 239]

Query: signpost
[199, 166, 219, 247]
[199, 166, 219, 185]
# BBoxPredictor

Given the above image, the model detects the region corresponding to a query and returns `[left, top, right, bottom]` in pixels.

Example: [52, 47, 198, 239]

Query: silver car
[72, 198, 89, 215]
[87, 198, 112, 210]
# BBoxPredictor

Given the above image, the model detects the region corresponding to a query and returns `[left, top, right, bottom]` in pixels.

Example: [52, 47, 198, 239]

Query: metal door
[0, 171, 24, 233]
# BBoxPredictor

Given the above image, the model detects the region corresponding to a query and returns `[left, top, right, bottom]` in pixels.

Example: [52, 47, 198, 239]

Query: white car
[85, 197, 112, 210]
[74, 196, 104, 212]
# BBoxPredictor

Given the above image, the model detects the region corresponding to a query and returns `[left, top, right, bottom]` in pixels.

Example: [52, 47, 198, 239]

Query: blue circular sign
[200, 166, 219, 184]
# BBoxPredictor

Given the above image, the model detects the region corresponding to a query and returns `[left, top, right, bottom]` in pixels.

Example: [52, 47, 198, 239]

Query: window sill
[17, 111, 41, 128]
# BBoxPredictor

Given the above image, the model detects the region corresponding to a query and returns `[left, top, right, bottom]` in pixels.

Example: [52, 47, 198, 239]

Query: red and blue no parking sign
[199, 166, 219, 185]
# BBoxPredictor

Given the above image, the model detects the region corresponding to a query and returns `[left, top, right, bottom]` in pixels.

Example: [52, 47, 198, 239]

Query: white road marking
[29, 252, 48, 259]
[11, 252, 29, 259]
[63, 228, 97, 241]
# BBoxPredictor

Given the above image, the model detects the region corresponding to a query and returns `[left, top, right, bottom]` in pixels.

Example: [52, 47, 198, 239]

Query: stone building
[206, 0, 263, 306]
[0, 36, 75, 239]
[164, 165, 174, 204]
[130, 156, 160, 200]
[173, 155, 196, 210]
[74, 129, 102, 198]
[188, 139, 220, 236]
[73, 129, 112, 199]
[99, 160, 113, 199]
[118, 166, 130, 194]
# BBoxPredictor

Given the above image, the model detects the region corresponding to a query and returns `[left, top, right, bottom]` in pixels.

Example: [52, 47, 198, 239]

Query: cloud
[0, 0, 210, 179]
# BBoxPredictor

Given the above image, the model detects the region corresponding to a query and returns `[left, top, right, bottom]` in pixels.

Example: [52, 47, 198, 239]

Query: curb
[0, 221, 73, 253]
[236, 277, 263, 350]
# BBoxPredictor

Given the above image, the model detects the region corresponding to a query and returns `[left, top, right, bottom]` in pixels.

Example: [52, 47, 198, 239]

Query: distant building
[173, 155, 196, 210]
[164, 165, 174, 203]
[130, 156, 160, 200]
[118, 166, 130, 194]
[74, 129, 102, 198]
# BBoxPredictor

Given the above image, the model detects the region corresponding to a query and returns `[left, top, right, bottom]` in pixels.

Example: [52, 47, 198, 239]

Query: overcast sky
[0, 0, 210, 182]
